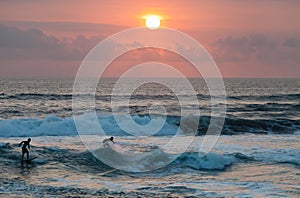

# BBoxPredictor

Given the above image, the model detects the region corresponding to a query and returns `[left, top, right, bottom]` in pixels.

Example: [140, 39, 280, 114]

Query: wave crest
[0, 113, 299, 137]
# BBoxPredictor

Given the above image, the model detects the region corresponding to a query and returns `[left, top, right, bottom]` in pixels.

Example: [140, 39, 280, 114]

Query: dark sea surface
[0, 78, 299, 136]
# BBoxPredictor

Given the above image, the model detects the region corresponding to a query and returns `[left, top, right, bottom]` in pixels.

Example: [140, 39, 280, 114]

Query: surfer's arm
[18, 141, 24, 147]
[28, 144, 30, 149]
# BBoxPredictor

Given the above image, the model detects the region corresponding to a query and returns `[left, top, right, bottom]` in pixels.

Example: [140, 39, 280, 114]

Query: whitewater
[0, 135, 299, 197]
[1, 78, 299, 137]
[0, 78, 299, 197]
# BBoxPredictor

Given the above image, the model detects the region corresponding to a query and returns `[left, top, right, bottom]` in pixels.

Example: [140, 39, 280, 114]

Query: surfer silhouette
[103, 136, 115, 144]
[18, 138, 31, 160]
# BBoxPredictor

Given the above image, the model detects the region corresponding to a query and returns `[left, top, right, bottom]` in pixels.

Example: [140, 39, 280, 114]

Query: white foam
[177, 152, 237, 170]
[0, 115, 76, 137]
[92, 142, 237, 172]
[0, 113, 181, 137]
[93, 145, 174, 172]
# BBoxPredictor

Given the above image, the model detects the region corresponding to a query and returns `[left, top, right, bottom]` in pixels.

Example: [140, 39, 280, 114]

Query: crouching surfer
[103, 136, 115, 144]
[18, 138, 31, 160]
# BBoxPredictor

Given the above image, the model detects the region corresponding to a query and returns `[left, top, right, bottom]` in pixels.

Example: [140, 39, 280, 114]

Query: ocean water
[0, 78, 299, 197]
[0, 78, 299, 136]
[0, 135, 299, 197]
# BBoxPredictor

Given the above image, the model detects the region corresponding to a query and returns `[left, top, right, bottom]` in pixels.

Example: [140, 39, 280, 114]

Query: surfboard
[23, 156, 37, 163]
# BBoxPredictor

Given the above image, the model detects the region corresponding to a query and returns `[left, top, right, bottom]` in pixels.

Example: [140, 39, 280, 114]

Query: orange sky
[0, 0, 299, 78]
[1, 0, 299, 30]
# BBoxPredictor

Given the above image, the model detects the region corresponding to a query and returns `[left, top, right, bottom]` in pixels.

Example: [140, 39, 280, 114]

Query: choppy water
[0, 78, 299, 136]
[0, 135, 299, 197]
[0, 78, 299, 197]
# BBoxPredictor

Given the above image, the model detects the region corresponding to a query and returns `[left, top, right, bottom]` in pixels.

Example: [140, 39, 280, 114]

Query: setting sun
[145, 15, 160, 29]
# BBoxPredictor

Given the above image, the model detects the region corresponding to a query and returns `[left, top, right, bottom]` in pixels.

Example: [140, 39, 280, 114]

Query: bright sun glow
[145, 15, 160, 29]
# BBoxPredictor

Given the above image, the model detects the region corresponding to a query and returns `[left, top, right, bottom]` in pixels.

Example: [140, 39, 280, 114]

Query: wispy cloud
[0, 23, 299, 78]
[210, 34, 300, 64]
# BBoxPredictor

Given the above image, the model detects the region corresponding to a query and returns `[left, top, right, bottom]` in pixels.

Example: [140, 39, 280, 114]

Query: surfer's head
[110, 137, 114, 141]
[28, 138, 31, 142]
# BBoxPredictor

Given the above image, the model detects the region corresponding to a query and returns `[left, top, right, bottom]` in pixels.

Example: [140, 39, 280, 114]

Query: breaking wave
[1, 141, 298, 173]
[0, 112, 299, 137]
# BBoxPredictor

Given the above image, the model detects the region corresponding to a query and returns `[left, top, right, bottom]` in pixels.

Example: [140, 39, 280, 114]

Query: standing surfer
[18, 138, 31, 160]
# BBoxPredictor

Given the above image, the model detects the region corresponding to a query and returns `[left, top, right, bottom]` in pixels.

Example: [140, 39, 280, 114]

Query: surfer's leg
[22, 148, 25, 160]
[23, 148, 29, 160]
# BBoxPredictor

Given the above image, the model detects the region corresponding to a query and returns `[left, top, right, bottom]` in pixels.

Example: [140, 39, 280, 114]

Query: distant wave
[1, 92, 300, 101]
[227, 93, 300, 101]
[227, 103, 300, 112]
[0, 113, 299, 137]
[0, 93, 94, 101]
